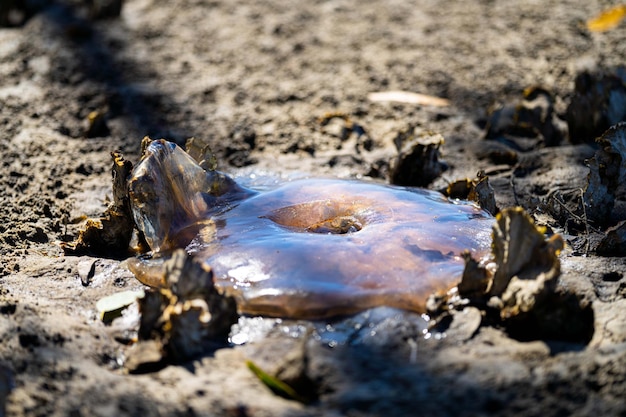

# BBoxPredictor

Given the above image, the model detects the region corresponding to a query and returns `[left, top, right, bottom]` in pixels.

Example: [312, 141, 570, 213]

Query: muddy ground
[1, 0, 626, 416]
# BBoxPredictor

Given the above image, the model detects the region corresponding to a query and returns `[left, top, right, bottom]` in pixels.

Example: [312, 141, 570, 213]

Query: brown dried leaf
[62, 152, 134, 256]
[444, 174, 498, 215]
[489, 208, 561, 297]
[132, 250, 238, 364]
[389, 128, 445, 187]
[186, 136, 218, 171]
[596, 220, 626, 256]
[584, 123, 626, 224]
[451, 207, 595, 342]
[484, 86, 566, 146]
[566, 71, 626, 143]
[455, 208, 565, 320]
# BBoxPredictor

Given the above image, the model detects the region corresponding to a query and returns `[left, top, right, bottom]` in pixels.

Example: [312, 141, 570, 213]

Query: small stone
[446, 307, 482, 343]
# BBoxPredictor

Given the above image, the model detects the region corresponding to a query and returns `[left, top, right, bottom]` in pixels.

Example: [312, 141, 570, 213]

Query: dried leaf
[455, 208, 564, 315]
[587, 5, 626, 32]
[484, 86, 566, 146]
[96, 290, 144, 323]
[186, 137, 218, 171]
[448, 208, 593, 342]
[566, 70, 626, 143]
[84, 110, 109, 138]
[596, 220, 626, 256]
[62, 152, 135, 256]
[584, 123, 626, 224]
[489, 208, 561, 297]
[445, 173, 498, 215]
[368, 91, 450, 107]
[131, 250, 238, 364]
[389, 128, 445, 187]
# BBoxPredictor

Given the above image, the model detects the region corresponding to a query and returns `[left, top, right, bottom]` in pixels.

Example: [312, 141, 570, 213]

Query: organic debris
[61, 152, 135, 257]
[431, 207, 594, 342]
[584, 123, 626, 231]
[84, 110, 109, 138]
[536, 124, 626, 254]
[596, 220, 626, 256]
[484, 86, 566, 146]
[125, 250, 238, 371]
[185, 137, 218, 172]
[584, 123, 626, 225]
[443, 172, 498, 215]
[96, 290, 145, 324]
[566, 68, 626, 143]
[367, 90, 450, 107]
[586, 5, 626, 32]
[389, 127, 446, 187]
[246, 360, 309, 403]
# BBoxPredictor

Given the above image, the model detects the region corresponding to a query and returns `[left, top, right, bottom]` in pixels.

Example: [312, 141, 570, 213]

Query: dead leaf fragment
[584, 123, 626, 224]
[186, 136, 218, 171]
[84, 110, 109, 138]
[439, 208, 594, 342]
[566, 70, 626, 143]
[96, 290, 145, 323]
[596, 220, 626, 256]
[127, 250, 238, 367]
[444, 173, 498, 215]
[62, 152, 134, 256]
[484, 86, 566, 146]
[389, 127, 445, 187]
[586, 5, 626, 32]
[368, 91, 450, 107]
[488, 208, 562, 298]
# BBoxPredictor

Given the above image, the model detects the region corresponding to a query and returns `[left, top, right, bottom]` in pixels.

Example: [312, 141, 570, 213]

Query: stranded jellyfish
[128, 139, 494, 319]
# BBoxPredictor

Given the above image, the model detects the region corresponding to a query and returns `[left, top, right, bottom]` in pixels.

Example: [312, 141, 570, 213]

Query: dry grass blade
[367, 91, 450, 107]
[246, 360, 308, 403]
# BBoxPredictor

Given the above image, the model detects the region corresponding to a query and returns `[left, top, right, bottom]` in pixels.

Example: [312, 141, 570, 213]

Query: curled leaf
[186, 136, 218, 171]
[584, 123, 626, 225]
[389, 127, 445, 187]
[127, 250, 238, 366]
[440, 208, 594, 342]
[62, 152, 135, 256]
[444, 173, 498, 215]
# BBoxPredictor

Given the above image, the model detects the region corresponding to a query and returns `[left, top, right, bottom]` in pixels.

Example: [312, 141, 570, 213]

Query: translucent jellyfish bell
[128, 140, 494, 319]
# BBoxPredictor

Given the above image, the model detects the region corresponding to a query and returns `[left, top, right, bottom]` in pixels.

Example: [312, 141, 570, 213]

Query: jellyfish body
[128, 140, 494, 319]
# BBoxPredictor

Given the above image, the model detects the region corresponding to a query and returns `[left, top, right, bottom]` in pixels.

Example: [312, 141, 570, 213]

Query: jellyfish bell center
[263, 199, 367, 234]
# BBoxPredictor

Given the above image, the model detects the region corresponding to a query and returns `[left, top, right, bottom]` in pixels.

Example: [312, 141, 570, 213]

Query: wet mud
[1, 1, 626, 416]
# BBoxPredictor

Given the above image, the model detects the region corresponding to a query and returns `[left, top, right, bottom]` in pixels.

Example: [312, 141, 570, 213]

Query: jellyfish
[127, 139, 494, 319]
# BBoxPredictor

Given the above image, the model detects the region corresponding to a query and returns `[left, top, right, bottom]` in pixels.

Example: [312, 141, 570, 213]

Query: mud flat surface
[1, 0, 626, 416]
